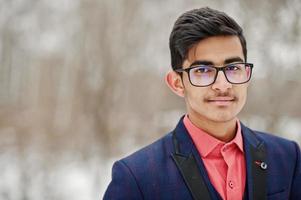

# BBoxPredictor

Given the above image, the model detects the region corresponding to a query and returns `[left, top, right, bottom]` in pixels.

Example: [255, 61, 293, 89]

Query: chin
[208, 111, 238, 123]
[212, 117, 236, 123]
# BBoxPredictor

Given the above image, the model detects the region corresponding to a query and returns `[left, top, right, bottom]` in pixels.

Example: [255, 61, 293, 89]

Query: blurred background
[0, 0, 300, 199]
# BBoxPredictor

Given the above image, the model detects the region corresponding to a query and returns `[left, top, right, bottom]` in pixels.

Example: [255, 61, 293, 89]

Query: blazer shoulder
[253, 129, 296, 146]
[120, 131, 174, 166]
[250, 129, 300, 160]
[103, 132, 176, 199]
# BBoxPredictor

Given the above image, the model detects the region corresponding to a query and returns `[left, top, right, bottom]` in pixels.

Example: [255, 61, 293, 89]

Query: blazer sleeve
[103, 160, 143, 200]
[290, 141, 301, 199]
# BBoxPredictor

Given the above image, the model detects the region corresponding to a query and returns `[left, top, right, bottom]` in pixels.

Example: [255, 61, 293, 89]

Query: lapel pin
[255, 161, 268, 170]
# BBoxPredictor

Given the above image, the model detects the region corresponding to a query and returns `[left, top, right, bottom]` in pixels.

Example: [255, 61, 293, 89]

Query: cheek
[184, 87, 207, 105]
[236, 86, 248, 102]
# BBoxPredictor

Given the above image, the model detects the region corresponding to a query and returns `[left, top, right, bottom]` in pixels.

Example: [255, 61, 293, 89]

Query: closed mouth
[205, 97, 236, 106]
[206, 97, 235, 102]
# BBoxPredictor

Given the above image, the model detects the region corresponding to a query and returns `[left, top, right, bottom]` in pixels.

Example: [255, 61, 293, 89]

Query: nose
[211, 71, 232, 91]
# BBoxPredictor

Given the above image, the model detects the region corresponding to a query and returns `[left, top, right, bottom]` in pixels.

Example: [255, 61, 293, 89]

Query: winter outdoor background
[0, 0, 300, 199]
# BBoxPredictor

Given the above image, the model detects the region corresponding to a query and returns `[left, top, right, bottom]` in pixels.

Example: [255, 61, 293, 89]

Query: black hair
[169, 7, 247, 70]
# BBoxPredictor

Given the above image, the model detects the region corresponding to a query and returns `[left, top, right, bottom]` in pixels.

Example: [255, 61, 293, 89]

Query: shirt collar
[183, 115, 244, 158]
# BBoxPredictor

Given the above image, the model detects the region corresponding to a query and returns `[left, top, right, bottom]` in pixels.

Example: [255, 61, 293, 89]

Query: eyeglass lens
[189, 63, 252, 86]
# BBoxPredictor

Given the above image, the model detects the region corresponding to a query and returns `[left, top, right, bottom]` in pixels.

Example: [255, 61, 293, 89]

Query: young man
[103, 7, 301, 200]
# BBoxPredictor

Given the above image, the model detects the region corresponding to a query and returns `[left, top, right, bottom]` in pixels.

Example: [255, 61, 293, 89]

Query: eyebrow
[189, 56, 244, 67]
[224, 57, 244, 64]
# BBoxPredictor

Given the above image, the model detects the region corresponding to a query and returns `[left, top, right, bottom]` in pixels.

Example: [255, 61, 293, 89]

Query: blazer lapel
[171, 118, 220, 200]
[241, 123, 267, 200]
[172, 132, 211, 200]
[171, 118, 268, 200]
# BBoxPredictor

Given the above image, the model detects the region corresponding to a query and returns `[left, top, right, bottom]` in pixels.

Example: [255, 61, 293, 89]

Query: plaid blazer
[103, 117, 301, 200]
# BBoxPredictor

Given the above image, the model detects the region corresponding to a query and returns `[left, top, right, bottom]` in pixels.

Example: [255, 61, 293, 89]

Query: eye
[226, 64, 242, 71]
[193, 66, 214, 73]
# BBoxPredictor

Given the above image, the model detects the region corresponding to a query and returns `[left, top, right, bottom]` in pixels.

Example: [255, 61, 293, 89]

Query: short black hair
[169, 7, 247, 70]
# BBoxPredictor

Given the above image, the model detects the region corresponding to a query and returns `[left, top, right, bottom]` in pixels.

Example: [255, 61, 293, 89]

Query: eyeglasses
[175, 62, 254, 87]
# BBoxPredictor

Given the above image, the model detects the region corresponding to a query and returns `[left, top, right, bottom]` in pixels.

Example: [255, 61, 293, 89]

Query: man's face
[181, 36, 248, 124]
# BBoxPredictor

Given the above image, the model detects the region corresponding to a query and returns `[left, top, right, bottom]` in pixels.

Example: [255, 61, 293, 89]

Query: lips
[208, 97, 235, 101]
[206, 97, 236, 106]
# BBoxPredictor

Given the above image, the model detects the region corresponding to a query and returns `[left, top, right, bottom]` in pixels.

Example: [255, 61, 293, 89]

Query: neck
[187, 114, 237, 143]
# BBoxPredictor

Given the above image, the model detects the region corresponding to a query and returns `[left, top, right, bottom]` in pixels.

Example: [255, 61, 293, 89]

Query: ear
[165, 70, 185, 97]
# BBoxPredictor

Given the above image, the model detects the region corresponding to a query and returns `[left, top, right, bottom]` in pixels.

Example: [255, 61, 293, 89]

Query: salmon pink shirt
[183, 115, 246, 200]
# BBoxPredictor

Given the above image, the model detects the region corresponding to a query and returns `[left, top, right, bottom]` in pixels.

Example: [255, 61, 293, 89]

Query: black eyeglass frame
[174, 62, 254, 87]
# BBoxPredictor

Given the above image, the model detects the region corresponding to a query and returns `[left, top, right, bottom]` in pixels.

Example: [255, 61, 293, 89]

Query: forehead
[183, 36, 244, 67]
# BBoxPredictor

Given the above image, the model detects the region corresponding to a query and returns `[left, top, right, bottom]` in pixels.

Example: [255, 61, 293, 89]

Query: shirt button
[228, 181, 234, 189]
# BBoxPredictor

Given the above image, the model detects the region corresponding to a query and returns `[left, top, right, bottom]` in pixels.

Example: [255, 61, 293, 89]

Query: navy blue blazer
[103, 118, 301, 200]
